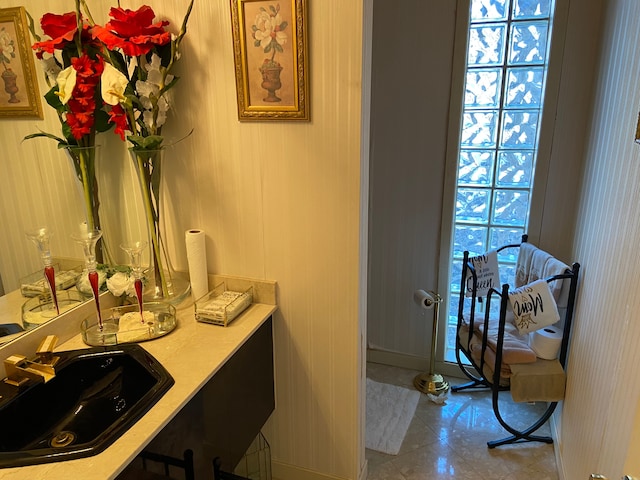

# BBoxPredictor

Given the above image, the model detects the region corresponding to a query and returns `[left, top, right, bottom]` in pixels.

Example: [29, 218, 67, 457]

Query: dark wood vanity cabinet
[119, 315, 275, 480]
[202, 316, 275, 471]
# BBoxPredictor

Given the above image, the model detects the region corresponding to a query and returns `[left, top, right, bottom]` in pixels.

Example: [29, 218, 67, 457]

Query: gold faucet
[3, 335, 60, 388]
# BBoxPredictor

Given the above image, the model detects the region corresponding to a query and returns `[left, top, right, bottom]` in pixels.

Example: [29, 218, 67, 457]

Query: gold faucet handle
[35, 335, 59, 366]
[4, 355, 40, 387]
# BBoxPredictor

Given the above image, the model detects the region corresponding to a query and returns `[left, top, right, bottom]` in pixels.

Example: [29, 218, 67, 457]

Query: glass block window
[444, 0, 555, 363]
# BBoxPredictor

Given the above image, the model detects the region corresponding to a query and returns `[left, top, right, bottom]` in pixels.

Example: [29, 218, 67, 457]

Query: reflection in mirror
[0, 256, 86, 346]
[0, 1, 160, 345]
[0, 137, 145, 345]
[0, 134, 146, 345]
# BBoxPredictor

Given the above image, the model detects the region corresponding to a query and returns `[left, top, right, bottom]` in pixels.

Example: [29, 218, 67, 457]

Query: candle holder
[25, 227, 59, 315]
[120, 241, 147, 323]
[72, 228, 104, 330]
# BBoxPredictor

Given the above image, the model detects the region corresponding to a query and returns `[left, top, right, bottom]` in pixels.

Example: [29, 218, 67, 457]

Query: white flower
[253, 11, 287, 50]
[136, 79, 157, 110]
[106, 272, 136, 297]
[41, 56, 62, 85]
[0, 30, 14, 60]
[136, 54, 173, 130]
[142, 96, 169, 129]
[146, 54, 174, 88]
[271, 13, 287, 46]
[56, 66, 76, 105]
[101, 63, 129, 106]
[76, 268, 107, 296]
[254, 11, 275, 49]
[274, 29, 287, 47]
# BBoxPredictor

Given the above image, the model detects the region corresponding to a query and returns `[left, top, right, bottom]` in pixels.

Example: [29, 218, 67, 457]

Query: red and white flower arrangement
[25, 1, 193, 293]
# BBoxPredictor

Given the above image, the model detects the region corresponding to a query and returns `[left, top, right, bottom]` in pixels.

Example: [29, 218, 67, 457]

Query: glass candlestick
[72, 228, 104, 330]
[25, 227, 59, 315]
[120, 241, 147, 323]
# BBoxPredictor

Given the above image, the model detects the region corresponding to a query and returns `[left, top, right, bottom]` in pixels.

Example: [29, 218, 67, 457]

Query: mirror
[0, 1, 165, 345]
[0, 134, 85, 344]
[0, 135, 149, 345]
[0, 122, 152, 341]
[2, 119, 154, 344]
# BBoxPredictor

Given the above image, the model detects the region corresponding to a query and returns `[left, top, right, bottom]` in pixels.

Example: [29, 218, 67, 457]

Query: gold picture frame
[0, 6, 42, 118]
[230, 0, 309, 121]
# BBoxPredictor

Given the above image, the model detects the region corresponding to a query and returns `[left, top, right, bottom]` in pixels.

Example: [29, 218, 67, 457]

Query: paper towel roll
[414, 290, 435, 310]
[185, 229, 208, 300]
[530, 325, 563, 360]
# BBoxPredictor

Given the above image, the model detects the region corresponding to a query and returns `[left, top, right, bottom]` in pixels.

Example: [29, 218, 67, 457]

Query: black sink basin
[0, 343, 173, 468]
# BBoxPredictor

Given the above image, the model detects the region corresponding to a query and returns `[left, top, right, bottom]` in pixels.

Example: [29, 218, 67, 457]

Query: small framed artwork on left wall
[0, 6, 42, 118]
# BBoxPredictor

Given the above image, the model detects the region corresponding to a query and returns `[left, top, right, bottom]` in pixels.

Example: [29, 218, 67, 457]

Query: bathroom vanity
[0, 275, 277, 479]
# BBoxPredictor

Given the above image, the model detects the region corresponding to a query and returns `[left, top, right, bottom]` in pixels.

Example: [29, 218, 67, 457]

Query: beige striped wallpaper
[561, 0, 640, 478]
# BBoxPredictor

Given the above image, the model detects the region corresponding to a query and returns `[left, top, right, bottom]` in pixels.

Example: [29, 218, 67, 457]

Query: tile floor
[366, 362, 560, 480]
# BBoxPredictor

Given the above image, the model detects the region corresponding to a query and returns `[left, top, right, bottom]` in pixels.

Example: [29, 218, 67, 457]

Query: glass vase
[64, 145, 109, 264]
[130, 148, 190, 305]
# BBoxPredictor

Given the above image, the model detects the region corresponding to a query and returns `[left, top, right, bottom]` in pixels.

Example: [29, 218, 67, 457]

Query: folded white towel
[515, 243, 536, 287]
[530, 248, 552, 282]
[465, 250, 501, 297]
[542, 256, 570, 303]
[509, 279, 560, 335]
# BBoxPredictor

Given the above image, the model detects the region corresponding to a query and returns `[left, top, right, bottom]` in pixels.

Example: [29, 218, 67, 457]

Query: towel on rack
[459, 324, 511, 386]
[515, 242, 536, 287]
[529, 248, 552, 283]
[465, 250, 501, 297]
[516, 242, 557, 286]
[542, 256, 570, 303]
[509, 279, 560, 335]
[476, 316, 538, 364]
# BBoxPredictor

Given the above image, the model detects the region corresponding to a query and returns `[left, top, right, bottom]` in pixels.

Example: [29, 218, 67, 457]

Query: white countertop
[0, 276, 277, 480]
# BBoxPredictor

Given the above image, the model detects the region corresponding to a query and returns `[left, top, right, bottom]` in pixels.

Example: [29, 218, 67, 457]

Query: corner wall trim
[366, 348, 428, 371]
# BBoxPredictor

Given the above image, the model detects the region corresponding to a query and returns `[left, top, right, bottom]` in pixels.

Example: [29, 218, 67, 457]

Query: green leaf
[254, 39, 261, 48]
[280, 21, 288, 31]
[44, 86, 63, 111]
[269, 5, 277, 14]
[60, 45, 76, 69]
[110, 51, 128, 75]
[95, 109, 113, 133]
[127, 136, 145, 149]
[132, 64, 144, 83]
[150, 157, 162, 214]
[275, 43, 283, 53]
[154, 43, 173, 68]
[128, 135, 164, 151]
[22, 131, 68, 146]
[125, 93, 144, 110]
[61, 123, 74, 144]
[264, 43, 272, 53]
[158, 77, 180, 98]
[142, 136, 165, 150]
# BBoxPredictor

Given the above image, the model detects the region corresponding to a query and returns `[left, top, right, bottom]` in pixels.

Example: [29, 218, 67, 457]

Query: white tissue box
[194, 282, 253, 327]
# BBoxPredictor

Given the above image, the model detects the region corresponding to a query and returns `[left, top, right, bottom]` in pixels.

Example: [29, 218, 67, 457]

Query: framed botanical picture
[230, 0, 309, 121]
[0, 6, 42, 118]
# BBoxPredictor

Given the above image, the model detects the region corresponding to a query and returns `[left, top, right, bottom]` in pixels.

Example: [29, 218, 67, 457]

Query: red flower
[73, 53, 104, 81]
[108, 104, 130, 141]
[66, 111, 93, 139]
[91, 5, 171, 57]
[31, 12, 78, 58]
[65, 54, 105, 140]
